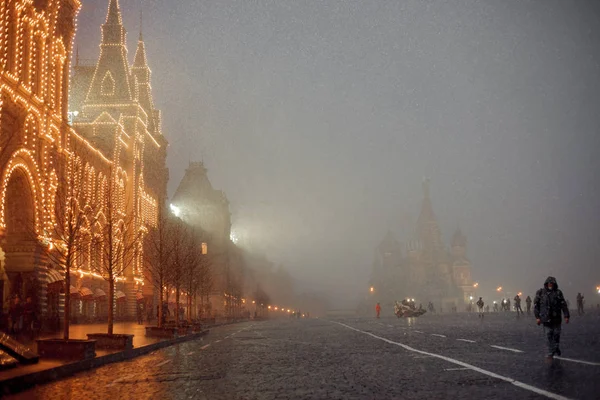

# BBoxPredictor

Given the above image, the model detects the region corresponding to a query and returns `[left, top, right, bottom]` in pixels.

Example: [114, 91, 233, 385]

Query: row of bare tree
[144, 206, 213, 328]
[45, 150, 213, 339]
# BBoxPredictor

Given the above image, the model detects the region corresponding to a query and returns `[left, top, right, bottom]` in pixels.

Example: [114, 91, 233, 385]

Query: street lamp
[169, 204, 181, 217]
[473, 282, 479, 288]
[596, 286, 600, 294]
[469, 296, 473, 301]
[370, 286, 374, 293]
[496, 286, 502, 292]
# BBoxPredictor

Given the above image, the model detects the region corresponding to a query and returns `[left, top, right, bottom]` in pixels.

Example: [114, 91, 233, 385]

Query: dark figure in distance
[375, 302, 381, 319]
[534, 276, 570, 359]
[576, 293, 584, 316]
[525, 295, 532, 315]
[514, 294, 523, 316]
[476, 297, 484, 318]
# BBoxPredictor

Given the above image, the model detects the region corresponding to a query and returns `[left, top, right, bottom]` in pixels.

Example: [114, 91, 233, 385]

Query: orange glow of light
[496, 286, 502, 292]
[473, 282, 479, 288]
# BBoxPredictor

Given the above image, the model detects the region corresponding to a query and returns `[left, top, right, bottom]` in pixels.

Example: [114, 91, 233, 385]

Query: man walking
[375, 302, 381, 319]
[534, 276, 570, 359]
[514, 294, 523, 316]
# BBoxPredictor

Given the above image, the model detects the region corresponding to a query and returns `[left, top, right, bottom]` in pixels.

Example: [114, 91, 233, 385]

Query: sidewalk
[37, 321, 163, 349]
[0, 321, 215, 394]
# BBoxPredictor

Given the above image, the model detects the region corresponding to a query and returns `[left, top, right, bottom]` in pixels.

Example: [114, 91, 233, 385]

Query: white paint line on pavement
[490, 345, 524, 353]
[332, 321, 571, 400]
[200, 344, 211, 350]
[155, 360, 171, 367]
[554, 356, 600, 366]
[457, 339, 476, 343]
[431, 334, 446, 338]
[186, 351, 194, 356]
[106, 374, 136, 387]
[444, 367, 470, 371]
[215, 340, 222, 343]
[414, 330, 424, 333]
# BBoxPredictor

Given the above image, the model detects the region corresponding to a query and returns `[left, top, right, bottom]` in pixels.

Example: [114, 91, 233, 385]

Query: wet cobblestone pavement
[7, 312, 600, 399]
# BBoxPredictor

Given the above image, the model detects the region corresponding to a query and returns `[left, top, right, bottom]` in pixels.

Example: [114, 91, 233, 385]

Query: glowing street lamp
[496, 286, 502, 292]
[517, 292, 522, 297]
[169, 204, 181, 217]
[268, 306, 272, 309]
[473, 282, 479, 288]
[469, 296, 473, 301]
[596, 286, 600, 294]
[370, 286, 374, 293]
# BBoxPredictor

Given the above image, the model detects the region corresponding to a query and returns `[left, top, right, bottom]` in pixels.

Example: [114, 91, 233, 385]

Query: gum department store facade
[0, 0, 169, 327]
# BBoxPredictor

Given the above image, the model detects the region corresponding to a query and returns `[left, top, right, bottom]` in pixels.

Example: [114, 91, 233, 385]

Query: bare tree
[182, 230, 213, 322]
[91, 167, 140, 335]
[143, 202, 173, 328]
[167, 218, 188, 326]
[197, 248, 214, 319]
[43, 154, 99, 340]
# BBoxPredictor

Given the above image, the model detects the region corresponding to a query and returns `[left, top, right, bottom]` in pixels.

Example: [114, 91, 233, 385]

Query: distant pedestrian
[493, 302, 499, 312]
[476, 297, 484, 318]
[375, 302, 381, 319]
[514, 295, 523, 316]
[576, 293, 584, 316]
[22, 296, 36, 337]
[137, 303, 144, 324]
[525, 296, 532, 315]
[9, 296, 23, 334]
[534, 276, 570, 359]
[485, 305, 490, 313]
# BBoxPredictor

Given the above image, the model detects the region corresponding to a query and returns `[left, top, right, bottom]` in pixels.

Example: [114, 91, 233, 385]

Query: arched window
[52, 56, 64, 112]
[31, 34, 43, 95]
[101, 71, 115, 96]
[1, 3, 17, 73]
[23, 114, 38, 147]
[77, 232, 91, 270]
[19, 23, 31, 84]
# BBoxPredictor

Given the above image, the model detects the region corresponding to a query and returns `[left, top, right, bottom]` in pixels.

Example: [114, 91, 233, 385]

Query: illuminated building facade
[0, 0, 168, 323]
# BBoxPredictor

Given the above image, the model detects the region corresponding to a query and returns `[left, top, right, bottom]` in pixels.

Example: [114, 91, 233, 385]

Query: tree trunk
[175, 285, 180, 326]
[107, 278, 114, 335]
[158, 283, 163, 328]
[64, 262, 71, 340]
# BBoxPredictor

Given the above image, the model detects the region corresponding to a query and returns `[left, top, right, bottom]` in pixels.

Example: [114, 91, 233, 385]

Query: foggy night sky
[75, 1, 600, 305]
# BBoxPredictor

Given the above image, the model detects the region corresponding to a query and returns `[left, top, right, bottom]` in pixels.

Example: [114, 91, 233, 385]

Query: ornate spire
[452, 228, 467, 247]
[133, 33, 148, 69]
[139, 8, 143, 41]
[83, 0, 133, 108]
[416, 178, 443, 251]
[418, 177, 435, 223]
[106, 0, 122, 25]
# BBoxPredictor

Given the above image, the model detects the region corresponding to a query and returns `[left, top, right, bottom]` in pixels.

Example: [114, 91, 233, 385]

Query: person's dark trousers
[544, 324, 562, 356]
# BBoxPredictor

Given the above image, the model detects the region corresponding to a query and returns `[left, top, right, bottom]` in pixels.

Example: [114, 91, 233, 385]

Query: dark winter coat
[534, 276, 570, 325]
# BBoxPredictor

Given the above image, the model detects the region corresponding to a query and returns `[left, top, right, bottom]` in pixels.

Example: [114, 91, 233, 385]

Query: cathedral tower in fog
[368, 180, 474, 310]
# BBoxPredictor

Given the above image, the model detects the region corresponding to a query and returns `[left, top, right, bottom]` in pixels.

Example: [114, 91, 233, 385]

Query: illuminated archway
[0, 152, 42, 235]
